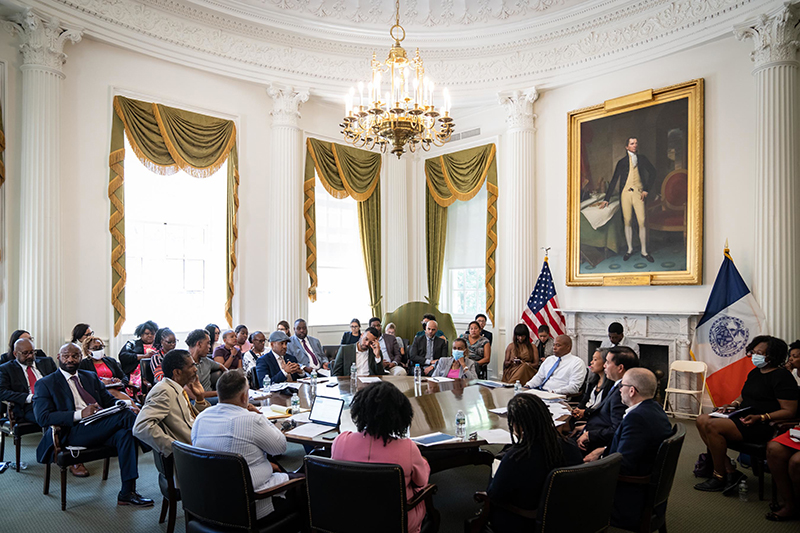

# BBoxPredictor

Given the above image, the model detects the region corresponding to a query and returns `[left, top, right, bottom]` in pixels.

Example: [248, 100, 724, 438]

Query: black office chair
[304, 455, 440, 533]
[140, 357, 155, 388]
[1, 401, 43, 472]
[153, 450, 181, 533]
[468, 453, 622, 533]
[172, 442, 306, 533]
[616, 423, 686, 533]
[322, 345, 342, 363]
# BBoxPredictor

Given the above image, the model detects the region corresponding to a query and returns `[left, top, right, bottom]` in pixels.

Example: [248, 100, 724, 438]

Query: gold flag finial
[541, 246, 551, 262]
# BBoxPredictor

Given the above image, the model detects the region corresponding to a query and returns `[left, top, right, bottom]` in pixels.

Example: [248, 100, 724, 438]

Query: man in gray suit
[133, 350, 209, 456]
[368, 317, 406, 376]
[287, 319, 328, 374]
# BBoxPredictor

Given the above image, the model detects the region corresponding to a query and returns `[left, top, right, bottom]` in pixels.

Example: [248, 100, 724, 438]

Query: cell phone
[322, 434, 337, 441]
[326, 382, 338, 387]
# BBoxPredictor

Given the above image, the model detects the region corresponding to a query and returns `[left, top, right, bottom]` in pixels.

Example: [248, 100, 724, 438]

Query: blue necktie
[538, 357, 561, 389]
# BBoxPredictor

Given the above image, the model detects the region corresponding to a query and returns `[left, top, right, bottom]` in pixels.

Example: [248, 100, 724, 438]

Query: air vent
[449, 127, 481, 142]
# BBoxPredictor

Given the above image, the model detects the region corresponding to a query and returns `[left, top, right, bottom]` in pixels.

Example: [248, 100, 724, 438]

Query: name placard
[603, 275, 652, 286]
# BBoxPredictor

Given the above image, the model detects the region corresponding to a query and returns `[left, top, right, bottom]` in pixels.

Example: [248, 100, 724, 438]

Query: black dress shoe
[723, 470, 747, 496]
[623, 252, 633, 261]
[118, 492, 155, 507]
[642, 253, 655, 263]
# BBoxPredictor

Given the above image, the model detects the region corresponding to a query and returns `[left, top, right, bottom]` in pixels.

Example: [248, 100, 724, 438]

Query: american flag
[521, 259, 566, 338]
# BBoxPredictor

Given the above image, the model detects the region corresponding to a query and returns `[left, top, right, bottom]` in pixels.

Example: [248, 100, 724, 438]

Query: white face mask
[91, 349, 105, 360]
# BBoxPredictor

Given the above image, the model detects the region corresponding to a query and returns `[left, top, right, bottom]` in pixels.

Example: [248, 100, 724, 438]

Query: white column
[499, 89, 539, 353]
[736, 4, 800, 340]
[266, 84, 309, 327]
[407, 152, 427, 302]
[383, 156, 409, 314]
[9, 12, 80, 356]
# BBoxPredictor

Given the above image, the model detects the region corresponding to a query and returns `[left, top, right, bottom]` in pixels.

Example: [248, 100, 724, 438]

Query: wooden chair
[663, 360, 707, 419]
[152, 450, 181, 533]
[646, 169, 688, 244]
[466, 453, 622, 533]
[304, 455, 440, 533]
[383, 301, 457, 345]
[43, 425, 117, 510]
[1, 401, 43, 472]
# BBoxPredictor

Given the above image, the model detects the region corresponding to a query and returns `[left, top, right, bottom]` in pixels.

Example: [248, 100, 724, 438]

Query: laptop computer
[286, 396, 345, 438]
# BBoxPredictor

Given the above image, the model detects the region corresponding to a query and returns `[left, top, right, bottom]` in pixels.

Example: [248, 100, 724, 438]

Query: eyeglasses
[746, 350, 767, 356]
[620, 383, 637, 392]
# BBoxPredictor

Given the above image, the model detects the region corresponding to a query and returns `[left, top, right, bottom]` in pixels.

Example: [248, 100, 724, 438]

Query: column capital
[267, 84, 310, 128]
[735, 2, 800, 70]
[499, 88, 539, 132]
[5, 10, 82, 73]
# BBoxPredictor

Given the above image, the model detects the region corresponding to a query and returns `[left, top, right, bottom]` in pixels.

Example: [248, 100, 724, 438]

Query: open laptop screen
[309, 396, 345, 427]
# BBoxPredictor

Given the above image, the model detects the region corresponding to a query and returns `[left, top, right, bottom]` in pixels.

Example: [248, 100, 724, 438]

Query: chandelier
[341, 0, 455, 158]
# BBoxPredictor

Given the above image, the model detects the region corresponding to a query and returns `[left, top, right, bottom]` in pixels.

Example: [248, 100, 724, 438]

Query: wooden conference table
[256, 375, 530, 473]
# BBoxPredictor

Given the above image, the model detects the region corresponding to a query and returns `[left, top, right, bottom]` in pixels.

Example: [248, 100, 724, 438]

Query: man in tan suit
[133, 349, 209, 456]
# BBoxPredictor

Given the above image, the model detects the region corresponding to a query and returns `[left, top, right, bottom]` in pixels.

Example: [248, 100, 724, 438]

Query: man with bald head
[33, 343, 153, 506]
[525, 334, 586, 395]
[0, 337, 57, 423]
[409, 320, 448, 376]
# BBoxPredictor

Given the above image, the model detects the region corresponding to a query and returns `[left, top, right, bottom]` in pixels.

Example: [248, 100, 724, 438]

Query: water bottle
[350, 362, 358, 384]
[455, 409, 466, 440]
[262, 375, 271, 391]
[290, 393, 300, 414]
[414, 364, 422, 385]
[310, 369, 318, 391]
[738, 479, 748, 502]
[514, 380, 522, 393]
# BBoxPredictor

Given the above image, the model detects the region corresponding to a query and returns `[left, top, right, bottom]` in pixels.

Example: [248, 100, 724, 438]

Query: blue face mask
[751, 354, 768, 368]
[452, 350, 464, 360]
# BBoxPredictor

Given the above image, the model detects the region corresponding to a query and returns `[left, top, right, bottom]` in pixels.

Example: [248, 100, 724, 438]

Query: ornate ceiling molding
[12, 0, 783, 103]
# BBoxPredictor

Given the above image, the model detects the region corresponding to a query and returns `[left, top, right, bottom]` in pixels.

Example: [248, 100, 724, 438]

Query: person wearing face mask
[80, 336, 134, 404]
[694, 335, 798, 495]
[431, 338, 478, 380]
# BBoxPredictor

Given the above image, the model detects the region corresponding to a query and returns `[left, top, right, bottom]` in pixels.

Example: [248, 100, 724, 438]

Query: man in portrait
[599, 137, 657, 262]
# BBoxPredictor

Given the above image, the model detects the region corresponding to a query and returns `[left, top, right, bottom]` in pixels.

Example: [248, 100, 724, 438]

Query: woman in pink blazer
[331, 381, 431, 533]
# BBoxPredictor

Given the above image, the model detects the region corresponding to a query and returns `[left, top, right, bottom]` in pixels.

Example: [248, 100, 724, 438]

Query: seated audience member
[205, 323, 221, 355]
[408, 320, 447, 376]
[79, 336, 134, 403]
[463, 313, 493, 345]
[486, 394, 582, 533]
[1, 329, 47, 364]
[535, 325, 554, 359]
[464, 321, 491, 372]
[192, 370, 297, 520]
[584, 368, 672, 530]
[213, 329, 243, 370]
[332, 381, 430, 533]
[572, 348, 614, 420]
[385, 323, 406, 358]
[255, 331, 303, 384]
[694, 335, 797, 494]
[150, 327, 177, 383]
[118, 320, 159, 391]
[786, 340, 800, 386]
[432, 338, 478, 380]
[276, 321, 291, 336]
[243, 331, 267, 381]
[341, 319, 362, 345]
[502, 324, 539, 384]
[235, 325, 252, 354]
[186, 329, 224, 402]
[600, 321, 640, 355]
[766, 432, 800, 521]
[573, 347, 638, 453]
[0, 338, 57, 423]
[369, 317, 406, 376]
[133, 349, 209, 456]
[33, 343, 153, 506]
[332, 327, 386, 377]
[525, 335, 585, 396]
[415, 314, 445, 339]
[287, 319, 328, 373]
[70, 323, 94, 347]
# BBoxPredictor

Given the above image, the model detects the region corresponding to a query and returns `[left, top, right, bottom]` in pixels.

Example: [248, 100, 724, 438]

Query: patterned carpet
[0, 418, 796, 533]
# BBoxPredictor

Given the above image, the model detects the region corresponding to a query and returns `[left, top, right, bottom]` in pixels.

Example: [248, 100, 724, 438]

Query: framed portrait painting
[566, 79, 704, 286]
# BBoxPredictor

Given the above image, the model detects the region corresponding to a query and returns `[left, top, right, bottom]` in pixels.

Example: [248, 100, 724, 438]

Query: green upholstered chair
[383, 301, 457, 344]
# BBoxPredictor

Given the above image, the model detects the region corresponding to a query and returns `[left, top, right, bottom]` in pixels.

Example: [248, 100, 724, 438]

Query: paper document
[580, 192, 620, 230]
[358, 377, 381, 383]
[709, 407, 752, 419]
[299, 377, 330, 384]
[315, 385, 342, 399]
[286, 423, 336, 438]
[476, 429, 512, 445]
[476, 380, 510, 389]
[488, 407, 508, 415]
[427, 376, 454, 383]
[80, 404, 125, 425]
[317, 369, 331, 377]
[290, 412, 311, 424]
[521, 389, 566, 400]
[412, 432, 459, 446]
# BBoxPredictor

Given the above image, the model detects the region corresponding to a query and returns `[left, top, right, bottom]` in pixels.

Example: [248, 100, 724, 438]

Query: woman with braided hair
[485, 394, 582, 533]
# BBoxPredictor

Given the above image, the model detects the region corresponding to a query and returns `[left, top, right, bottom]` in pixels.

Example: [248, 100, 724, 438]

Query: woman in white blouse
[572, 348, 613, 420]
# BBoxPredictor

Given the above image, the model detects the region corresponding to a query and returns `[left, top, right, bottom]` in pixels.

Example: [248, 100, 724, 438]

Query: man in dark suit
[33, 343, 153, 507]
[584, 368, 672, 529]
[599, 137, 657, 262]
[255, 331, 303, 384]
[0, 338, 57, 423]
[409, 320, 448, 376]
[331, 327, 387, 377]
[574, 346, 639, 454]
[368, 317, 406, 376]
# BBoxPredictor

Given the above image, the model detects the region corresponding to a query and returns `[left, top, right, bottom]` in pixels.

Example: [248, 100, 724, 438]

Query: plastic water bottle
[455, 410, 466, 440]
[514, 380, 522, 393]
[290, 393, 300, 414]
[738, 479, 748, 502]
[310, 369, 318, 391]
[350, 362, 358, 384]
[414, 364, 422, 385]
[262, 375, 271, 391]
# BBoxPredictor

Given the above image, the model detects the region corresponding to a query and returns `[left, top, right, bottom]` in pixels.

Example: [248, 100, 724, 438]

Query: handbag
[693, 452, 713, 478]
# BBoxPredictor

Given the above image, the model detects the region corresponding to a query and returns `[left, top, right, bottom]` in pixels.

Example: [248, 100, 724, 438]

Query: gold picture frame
[566, 79, 704, 286]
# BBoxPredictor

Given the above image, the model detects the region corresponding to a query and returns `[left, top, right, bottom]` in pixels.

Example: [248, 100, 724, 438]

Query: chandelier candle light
[341, 0, 455, 158]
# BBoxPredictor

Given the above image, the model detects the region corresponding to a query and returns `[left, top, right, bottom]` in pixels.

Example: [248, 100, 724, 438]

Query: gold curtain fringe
[303, 180, 318, 302]
[225, 152, 240, 328]
[332, 143, 381, 202]
[485, 183, 498, 324]
[442, 144, 495, 202]
[307, 140, 349, 200]
[424, 163, 456, 207]
[113, 97, 179, 176]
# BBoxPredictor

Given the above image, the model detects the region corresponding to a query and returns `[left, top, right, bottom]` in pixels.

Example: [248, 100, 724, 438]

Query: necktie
[70, 375, 97, 405]
[26, 366, 37, 394]
[182, 390, 197, 418]
[302, 339, 318, 365]
[538, 357, 562, 389]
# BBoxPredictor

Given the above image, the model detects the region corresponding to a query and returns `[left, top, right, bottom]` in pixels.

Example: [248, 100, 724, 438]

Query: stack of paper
[358, 376, 381, 383]
[411, 432, 459, 446]
[427, 376, 454, 383]
[488, 407, 508, 415]
[476, 429, 512, 445]
[521, 389, 566, 400]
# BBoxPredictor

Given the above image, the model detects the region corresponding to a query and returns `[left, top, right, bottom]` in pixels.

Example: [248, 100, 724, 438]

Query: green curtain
[305, 138, 383, 317]
[424, 144, 498, 323]
[109, 95, 240, 335]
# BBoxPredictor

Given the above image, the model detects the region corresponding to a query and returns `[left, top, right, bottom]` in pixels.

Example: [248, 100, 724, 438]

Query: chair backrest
[304, 455, 408, 533]
[322, 345, 342, 362]
[172, 442, 257, 529]
[661, 169, 688, 209]
[383, 301, 457, 344]
[669, 360, 706, 374]
[140, 358, 155, 385]
[536, 453, 623, 533]
[650, 423, 686, 509]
